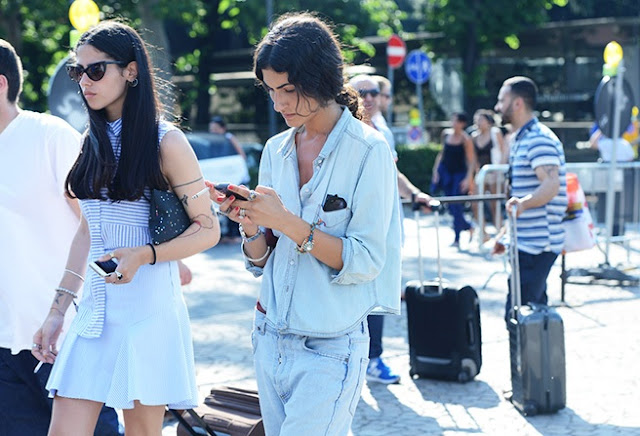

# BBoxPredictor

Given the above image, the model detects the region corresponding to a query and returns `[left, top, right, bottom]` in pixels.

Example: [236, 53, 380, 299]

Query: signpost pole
[416, 81, 424, 131]
[387, 66, 394, 122]
[605, 58, 625, 263]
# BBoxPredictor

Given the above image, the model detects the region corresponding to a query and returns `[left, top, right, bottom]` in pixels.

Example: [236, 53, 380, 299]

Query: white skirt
[47, 262, 198, 410]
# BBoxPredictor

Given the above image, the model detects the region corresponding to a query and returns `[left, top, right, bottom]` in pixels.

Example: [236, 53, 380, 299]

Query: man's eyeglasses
[358, 89, 380, 98]
[66, 61, 127, 83]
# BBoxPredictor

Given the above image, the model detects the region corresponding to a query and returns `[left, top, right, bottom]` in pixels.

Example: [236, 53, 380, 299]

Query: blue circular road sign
[405, 50, 431, 85]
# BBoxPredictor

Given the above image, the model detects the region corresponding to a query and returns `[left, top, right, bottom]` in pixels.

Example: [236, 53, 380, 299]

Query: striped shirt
[510, 117, 567, 255]
[74, 118, 176, 338]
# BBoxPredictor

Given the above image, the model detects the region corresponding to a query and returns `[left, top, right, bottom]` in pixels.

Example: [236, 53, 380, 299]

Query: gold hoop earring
[128, 78, 139, 88]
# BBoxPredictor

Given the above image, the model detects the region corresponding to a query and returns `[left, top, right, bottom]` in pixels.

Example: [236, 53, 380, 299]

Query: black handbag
[149, 189, 191, 245]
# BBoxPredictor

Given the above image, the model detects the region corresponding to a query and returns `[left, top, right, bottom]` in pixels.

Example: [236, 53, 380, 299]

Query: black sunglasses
[66, 61, 127, 83]
[358, 89, 380, 98]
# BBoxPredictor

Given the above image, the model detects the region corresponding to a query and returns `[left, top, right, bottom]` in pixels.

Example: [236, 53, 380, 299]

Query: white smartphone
[89, 259, 119, 278]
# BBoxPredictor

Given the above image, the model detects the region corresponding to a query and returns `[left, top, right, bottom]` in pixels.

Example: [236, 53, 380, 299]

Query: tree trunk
[462, 0, 480, 113]
[137, 0, 174, 116]
[0, 5, 22, 54]
[195, 0, 220, 128]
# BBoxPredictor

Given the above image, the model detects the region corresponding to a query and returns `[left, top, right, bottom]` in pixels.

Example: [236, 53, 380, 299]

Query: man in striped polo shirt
[492, 76, 567, 322]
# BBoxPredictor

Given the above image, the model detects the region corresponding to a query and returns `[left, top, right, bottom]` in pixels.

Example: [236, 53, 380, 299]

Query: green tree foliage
[418, 0, 568, 111]
[3, 0, 403, 120]
[0, 0, 77, 111]
[172, 0, 405, 127]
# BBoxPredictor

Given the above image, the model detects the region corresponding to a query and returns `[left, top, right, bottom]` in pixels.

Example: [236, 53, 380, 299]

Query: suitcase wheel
[457, 370, 470, 383]
[523, 401, 538, 416]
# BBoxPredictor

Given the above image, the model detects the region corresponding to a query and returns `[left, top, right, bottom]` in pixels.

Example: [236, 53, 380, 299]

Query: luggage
[405, 196, 483, 382]
[174, 386, 264, 436]
[507, 210, 566, 416]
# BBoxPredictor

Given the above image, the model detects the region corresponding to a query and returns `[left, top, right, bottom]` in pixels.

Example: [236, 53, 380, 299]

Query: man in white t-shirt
[0, 39, 120, 436]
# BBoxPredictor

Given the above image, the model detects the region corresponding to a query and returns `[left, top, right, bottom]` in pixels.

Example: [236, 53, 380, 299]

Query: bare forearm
[277, 212, 344, 270]
[521, 177, 559, 211]
[397, 172, 420, 199]
[151, 216, 221, 264]
[52, 224, 90, 315]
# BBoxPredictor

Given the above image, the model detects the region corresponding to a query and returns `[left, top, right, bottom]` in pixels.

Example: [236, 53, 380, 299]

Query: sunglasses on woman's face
[66, 61, 126, 83]
[358, 89, 380, 98]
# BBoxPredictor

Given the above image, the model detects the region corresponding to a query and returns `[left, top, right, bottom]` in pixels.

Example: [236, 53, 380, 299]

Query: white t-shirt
[0, 111, 81, 354]
[597, 137, 634, 162]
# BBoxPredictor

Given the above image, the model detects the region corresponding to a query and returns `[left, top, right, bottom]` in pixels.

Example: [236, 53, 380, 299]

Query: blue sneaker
[366, 357, 401, 384]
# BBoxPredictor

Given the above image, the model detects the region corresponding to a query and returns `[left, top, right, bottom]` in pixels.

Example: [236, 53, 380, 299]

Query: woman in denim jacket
[210, 12, 401, 436]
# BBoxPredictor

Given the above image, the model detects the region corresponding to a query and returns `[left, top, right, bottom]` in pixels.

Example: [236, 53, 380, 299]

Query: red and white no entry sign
[387, 34, 406, 69]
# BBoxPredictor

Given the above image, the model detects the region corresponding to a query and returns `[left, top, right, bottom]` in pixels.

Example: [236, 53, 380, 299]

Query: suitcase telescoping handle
[508, 207, 522, 321]
[411, 195, 443, 293]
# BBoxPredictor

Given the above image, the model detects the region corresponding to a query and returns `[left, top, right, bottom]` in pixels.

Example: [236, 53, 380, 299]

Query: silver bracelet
[55, 287, 78, 299]
[240, 225, 263, 243]
[64, 269, 85, 282]
[241, 241, 271, 263]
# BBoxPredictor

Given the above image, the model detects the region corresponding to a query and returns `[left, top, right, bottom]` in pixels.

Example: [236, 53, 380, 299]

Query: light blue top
[510, 117, 567, 255]
[246, 108, 402, 337]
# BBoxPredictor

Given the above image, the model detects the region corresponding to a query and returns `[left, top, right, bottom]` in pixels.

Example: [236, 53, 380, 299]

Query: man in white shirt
[0, 39, 120, 436]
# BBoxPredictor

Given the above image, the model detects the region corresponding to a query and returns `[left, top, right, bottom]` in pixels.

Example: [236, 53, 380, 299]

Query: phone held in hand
[89, 259, 118, 278]
[214, 183, 248, 201]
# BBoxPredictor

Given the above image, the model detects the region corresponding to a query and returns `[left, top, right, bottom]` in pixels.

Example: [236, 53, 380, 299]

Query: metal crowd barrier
[475, 161, 640, 251]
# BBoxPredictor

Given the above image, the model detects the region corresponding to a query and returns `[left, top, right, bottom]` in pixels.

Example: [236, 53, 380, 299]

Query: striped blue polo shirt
[510, 117, 567, 255]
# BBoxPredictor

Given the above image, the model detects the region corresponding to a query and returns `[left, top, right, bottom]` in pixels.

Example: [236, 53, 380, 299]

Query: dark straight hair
[0, 39, 23, 104]
[65, 20, 168, 201]
[504, 76, 538, 111]
[253, 12, 361, 120]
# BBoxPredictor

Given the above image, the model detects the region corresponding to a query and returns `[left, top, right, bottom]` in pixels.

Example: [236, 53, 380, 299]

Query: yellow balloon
[603, 41, 623, 67]
[69, 0, 100, 33]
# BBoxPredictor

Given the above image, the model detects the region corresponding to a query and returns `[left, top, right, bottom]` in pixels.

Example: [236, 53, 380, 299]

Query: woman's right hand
[32, 310, 64, 364]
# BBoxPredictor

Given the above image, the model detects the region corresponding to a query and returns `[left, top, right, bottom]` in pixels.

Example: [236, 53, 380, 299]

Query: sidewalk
[164, 214, 640, 435]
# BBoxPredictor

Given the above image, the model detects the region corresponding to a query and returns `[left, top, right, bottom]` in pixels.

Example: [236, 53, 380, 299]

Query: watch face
[303, 240, 314, 252]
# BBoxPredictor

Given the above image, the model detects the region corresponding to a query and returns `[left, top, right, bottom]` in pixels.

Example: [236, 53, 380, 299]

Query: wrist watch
[298, 238, 314, 253]
[239, 224, 262, 242]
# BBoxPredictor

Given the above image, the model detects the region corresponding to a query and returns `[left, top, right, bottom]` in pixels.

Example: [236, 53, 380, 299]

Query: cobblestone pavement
[163, 213, 640, 436]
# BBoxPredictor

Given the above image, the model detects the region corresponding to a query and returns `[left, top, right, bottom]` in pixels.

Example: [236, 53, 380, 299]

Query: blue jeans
[251, 310, 369, 436]
[437, 165, 471, 241]
[0, 348, 120, 436]
[505, 250, 559, 322]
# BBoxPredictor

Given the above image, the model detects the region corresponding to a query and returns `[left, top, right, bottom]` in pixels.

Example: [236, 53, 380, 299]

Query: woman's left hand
[460, 177, 474, 194]
[226, 185, 289, 231]
[97, 246, 148, 284]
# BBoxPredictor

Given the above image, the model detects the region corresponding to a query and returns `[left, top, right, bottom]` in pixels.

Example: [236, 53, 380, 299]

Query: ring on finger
[239, 208, 246, 219]
[219, 208, 229, 217]
[32, 343, 41, 350]
[248, 190, 258, 201]
[115, 271, 123, 281]
[109, 251, 116, 259]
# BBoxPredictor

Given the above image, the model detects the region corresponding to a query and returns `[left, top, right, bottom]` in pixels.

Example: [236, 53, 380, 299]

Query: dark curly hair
[253, 12, 361, 120]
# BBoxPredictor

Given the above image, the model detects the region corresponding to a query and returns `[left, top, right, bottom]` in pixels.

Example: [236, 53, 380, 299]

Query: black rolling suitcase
[507, 210, 566, 416]
[405, 196, 483, 382]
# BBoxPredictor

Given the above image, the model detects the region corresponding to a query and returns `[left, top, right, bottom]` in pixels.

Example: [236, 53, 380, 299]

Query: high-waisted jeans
[251, 310, 370, 436]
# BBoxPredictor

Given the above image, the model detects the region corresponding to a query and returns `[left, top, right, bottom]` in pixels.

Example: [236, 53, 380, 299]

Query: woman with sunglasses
[32, 21, 220, 435]
[210, 12, 401, 435]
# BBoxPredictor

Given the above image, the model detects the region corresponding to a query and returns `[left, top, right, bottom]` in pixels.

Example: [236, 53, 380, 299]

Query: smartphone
[214, 183, 248, 201]
[89, 259, 119, 278]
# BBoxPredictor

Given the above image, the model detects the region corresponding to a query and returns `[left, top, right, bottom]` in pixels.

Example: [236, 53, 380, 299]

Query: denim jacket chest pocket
[319, 207, 351, 237]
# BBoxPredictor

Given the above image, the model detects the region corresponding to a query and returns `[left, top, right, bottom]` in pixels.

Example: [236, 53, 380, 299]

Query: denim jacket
[245, 108, 402, 337]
